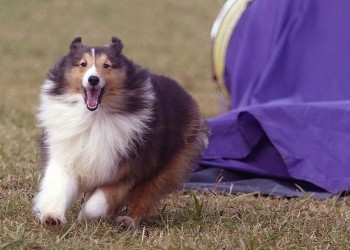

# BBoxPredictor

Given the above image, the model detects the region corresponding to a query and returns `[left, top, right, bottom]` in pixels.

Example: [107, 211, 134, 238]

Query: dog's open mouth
[83, 87, 105, 111]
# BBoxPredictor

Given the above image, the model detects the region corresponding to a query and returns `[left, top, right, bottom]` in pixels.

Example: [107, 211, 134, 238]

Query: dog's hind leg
[117, 155, 193, 229]
[116, 182, 163, 229]
[116, 138, 203, 229]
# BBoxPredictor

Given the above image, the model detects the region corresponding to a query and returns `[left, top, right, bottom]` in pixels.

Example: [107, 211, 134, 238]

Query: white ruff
[38, 79, 155, 191]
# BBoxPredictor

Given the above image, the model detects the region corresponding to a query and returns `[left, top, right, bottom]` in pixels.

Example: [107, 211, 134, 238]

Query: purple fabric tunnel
[193, 0, 350, 195]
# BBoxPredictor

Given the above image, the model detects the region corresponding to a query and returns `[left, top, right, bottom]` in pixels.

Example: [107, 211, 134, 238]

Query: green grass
[1, 1, 350, 249]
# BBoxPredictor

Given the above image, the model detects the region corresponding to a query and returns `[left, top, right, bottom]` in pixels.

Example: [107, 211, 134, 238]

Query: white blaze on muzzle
[82, 48, 105, 111]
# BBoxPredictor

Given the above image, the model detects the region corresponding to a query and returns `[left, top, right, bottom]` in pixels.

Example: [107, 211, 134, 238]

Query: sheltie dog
[33, 37, 209, 228]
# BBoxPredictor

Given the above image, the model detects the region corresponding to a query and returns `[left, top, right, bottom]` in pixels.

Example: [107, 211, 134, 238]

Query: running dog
[33, 37, 209, 228]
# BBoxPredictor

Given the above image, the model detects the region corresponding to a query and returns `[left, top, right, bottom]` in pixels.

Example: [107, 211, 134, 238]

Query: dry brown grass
[1, 1, 350, 249]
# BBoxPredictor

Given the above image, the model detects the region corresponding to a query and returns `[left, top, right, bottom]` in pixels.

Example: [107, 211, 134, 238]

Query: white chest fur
[38, 81, 153, 190]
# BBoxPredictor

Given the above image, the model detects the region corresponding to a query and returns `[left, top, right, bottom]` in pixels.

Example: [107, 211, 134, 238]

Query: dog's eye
[103, 63, 110, 69]
[80, 62, 87, 67]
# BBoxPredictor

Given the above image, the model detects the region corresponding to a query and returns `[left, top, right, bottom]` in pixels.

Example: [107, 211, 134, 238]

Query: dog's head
[47, 36, 151, 112]
[65, 37, 125, 111]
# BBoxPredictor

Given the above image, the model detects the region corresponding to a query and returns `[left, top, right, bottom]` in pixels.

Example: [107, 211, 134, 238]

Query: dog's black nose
[88, 76, 100, 86]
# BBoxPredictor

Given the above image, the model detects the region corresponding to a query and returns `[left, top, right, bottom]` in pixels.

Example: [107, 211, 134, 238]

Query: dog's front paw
[41, 213, 66, 226]
[116, 216, 138, 229]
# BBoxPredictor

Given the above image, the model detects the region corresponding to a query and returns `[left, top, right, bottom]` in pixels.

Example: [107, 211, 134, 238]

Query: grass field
[1, 1, 350, 249]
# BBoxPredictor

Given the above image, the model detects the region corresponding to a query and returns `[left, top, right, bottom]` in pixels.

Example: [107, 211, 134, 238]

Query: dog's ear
[70, 37, 83, 51]
[111, 37, 123, 54]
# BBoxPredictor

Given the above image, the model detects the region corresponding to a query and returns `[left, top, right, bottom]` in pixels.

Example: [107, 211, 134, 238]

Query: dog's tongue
[86, 88, 100, 110]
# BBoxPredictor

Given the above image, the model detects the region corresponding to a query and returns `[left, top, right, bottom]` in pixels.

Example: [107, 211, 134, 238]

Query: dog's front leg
[78, 182, 131, 221]
[33, 161, 78, 226]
